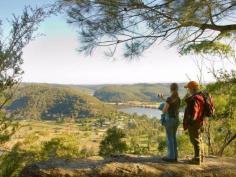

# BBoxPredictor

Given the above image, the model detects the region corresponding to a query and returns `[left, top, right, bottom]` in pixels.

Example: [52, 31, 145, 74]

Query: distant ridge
[94, 83, 186, 103]
[6, 84, 114, 120]
[19, 82, 187, 103]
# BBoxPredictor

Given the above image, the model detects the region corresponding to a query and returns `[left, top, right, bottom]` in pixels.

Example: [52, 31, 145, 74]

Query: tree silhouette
[0, 5, 60, 144]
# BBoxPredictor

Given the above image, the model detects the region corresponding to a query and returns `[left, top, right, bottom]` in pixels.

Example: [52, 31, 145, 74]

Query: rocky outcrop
[20, 155, 236, 177]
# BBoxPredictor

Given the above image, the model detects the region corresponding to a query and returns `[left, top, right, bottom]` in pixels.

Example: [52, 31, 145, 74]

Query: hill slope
[6, 84, 114, 120]
[94, 83, 186, 103]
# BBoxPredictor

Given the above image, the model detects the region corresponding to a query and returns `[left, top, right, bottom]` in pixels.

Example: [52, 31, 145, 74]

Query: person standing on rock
[183, 81, 205, 165]
[161, 83, 181, 162]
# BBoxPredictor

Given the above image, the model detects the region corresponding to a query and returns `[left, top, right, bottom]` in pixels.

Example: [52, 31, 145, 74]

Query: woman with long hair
[162, 83, 181, 162]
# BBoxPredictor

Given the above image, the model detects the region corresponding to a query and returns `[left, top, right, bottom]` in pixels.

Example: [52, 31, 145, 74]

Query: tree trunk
[218, 133, 236, 156]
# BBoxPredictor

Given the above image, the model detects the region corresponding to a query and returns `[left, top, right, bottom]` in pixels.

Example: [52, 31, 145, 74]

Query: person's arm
[188, 98, 198, 123]
[162, 102, 170, 113]
[192, 99, 200, 120]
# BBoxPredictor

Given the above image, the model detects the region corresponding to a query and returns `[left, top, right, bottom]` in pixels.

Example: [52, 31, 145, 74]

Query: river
[119, 107, 184, 119]
[119, 107, 162, 118]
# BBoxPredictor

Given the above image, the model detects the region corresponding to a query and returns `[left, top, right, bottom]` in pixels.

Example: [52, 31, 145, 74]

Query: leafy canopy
[62, 0, 236, 58]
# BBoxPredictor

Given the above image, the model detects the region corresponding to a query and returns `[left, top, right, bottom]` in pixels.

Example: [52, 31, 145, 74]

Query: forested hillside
[94, 83, 186, 102]
[5, 84, 114, 120]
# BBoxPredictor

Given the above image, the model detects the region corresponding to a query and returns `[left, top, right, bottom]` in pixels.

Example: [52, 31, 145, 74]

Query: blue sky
[0, 0, 233, 85]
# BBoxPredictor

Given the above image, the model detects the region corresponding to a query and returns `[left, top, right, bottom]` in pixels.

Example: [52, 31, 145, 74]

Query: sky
[0, 0, 234, 85]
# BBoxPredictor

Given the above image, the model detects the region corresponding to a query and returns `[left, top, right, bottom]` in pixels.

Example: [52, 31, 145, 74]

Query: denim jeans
[164, 114, 179, 160]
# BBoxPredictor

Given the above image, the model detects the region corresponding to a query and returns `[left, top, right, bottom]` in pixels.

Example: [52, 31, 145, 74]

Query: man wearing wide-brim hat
[183, 81, 205, 165]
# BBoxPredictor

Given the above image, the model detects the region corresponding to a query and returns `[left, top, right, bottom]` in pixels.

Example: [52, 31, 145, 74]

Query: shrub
[41, 135, 81, 159]
[177, 133, 193, 158]
[157, 138, 167, 154]
[99, 127, 128, 157]
[0, 145, 25, 177]
[128, 137, 148, 155]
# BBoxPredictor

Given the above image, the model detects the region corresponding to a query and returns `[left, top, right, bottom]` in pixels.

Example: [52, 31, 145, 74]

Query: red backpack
[201, 91, 215, 118]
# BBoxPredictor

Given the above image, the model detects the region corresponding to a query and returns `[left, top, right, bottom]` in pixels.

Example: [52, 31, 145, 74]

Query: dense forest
[5, 84, 115, 120]
[94, 83, 186, 103]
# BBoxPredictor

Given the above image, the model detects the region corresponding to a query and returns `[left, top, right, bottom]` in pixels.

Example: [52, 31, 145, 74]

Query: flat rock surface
[20, 155, 236, 177]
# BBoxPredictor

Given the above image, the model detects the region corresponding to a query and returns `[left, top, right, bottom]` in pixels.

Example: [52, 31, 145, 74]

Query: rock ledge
[20, 155, 236, 177]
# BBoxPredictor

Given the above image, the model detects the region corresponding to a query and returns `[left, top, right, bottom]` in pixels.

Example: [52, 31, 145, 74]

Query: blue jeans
[164, 115, 179, 160]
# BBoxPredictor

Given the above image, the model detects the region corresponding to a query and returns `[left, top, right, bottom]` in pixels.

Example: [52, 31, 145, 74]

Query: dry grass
[1, 120, 105, 154]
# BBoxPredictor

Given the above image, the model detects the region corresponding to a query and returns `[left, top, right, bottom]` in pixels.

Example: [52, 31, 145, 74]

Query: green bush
[157, 138, 167, 154]
[99, 127, 128, 157]
[41, 135, 81, 159]
[0, 145, 28, 177]
[177, 133, 193, 158]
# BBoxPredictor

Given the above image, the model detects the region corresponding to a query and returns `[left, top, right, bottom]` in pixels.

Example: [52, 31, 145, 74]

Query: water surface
[119, 107, 184, 119]
[119, 107, 162, 118]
